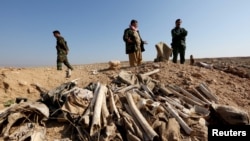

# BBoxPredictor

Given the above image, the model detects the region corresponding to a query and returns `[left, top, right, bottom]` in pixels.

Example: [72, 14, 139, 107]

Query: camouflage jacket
[56, 36, 69, 55]
[123, 28, 145, 54]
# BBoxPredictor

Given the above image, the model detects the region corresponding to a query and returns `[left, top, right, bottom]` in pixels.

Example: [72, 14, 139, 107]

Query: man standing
[123, 19, 147, 67]
[53, 30, 73, 77]
[171, 19, 188, 64]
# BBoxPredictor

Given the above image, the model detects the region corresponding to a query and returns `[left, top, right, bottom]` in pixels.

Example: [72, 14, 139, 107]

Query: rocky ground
[0, 56, 250, 140]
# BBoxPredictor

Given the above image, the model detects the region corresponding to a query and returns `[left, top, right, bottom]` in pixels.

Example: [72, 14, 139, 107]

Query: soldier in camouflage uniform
[53, 30, 73, 72]
[171, 19, 188, 64]
[123, 19, 147, 67]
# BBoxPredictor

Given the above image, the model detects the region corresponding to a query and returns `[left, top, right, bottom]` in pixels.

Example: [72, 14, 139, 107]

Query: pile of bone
[0, 69, 249, 141]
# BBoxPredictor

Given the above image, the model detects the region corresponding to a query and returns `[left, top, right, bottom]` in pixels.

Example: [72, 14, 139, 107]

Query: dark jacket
[171, 27, 188, 48]
[123, 28, 145, 54]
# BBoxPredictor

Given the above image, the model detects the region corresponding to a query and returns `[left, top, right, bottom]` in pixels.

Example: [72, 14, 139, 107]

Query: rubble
[190, 56, 250, 78]
[0, 68, 249, 141]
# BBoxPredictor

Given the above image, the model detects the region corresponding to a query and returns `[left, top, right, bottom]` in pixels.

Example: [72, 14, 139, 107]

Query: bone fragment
[3, 112, 25, 137]
[177, 86, 207, 105]
[79, 106, 91, 127]
[126, 92, 159, 141]
[90, 84, 107, 136]
[201, 82, 212, 93]
[108, 89, 120, 119]
[159, 96, 184, 110]
[89, 82, 101, 114]
[116, 85, 139, 93]
[141, 84, 155, 98]
[192, 87, 212, 104]
[177, 110, 190, 119]
[193, 105, 210, 117]
[134, 89, 153, 99]
[124, 104, 144, 140]
[164, 102, 193, 135]
[166, 118, 181, 141]
[141, 69, 160, 76]
[101, 93, 109, 127]
[162, 86, 203, 106]
[169, 86, 203, 106]
[159, 96, 191, 118]
[159, 86, 173, 95]
[199, 83, 218, 103]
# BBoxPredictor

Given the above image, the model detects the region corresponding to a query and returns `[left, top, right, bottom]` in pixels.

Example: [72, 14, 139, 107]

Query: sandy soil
[0, 57, 250, 140]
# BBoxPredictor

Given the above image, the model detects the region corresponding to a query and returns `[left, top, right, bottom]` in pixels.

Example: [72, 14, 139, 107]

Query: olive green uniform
[171, 27, 188, 64]
[56, 36, 73, 70]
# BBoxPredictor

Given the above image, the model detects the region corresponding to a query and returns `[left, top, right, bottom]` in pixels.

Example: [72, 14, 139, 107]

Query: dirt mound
[0, 57, 250, 140]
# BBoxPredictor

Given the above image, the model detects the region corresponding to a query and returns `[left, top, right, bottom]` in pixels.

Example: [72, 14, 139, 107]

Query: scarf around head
[130, 25, 138, 31]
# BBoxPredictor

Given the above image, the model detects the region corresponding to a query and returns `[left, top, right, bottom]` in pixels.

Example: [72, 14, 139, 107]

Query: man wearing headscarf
[123, 19, 147, 67]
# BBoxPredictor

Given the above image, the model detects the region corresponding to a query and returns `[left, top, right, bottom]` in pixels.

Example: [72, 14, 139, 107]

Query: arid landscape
[0, 56, 250, 140]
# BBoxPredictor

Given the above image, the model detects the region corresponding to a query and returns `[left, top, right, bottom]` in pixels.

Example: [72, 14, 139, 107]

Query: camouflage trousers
[57, 54, 73, 70]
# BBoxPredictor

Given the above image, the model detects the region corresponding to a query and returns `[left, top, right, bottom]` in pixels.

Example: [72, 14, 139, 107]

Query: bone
[116, 85, 139, 93]
[193, 105, 210, 117]
[192, 87, 212, 104]
[175, 86, 208, 105]
[101, 93, 109, 127]
[141, 69, 160, 76]
[158, 96, 185, 110]
[162, 86, 203, 106]
[159, 96, 191, 118]
[159, 86, 173, 95]
[124, 104, 144, 140]
[3, 112, 25, 138]
[141, 84, 155, 98]
[108, 89, 120, 119]
[170, 86, 203, 106]
[177, 110, 190, 119]
[164, 102, 193, 135]
[165, 118, 181, 141]
[134, 89, 153, 99]
[126, 92, 159, 141]
[154, 42, 172, 62]
[138, 69, 160, 84]
[79, 106, 91, 127]
[90, 84, 107, 136]
[89, 82, 101, 114]
[199, 83, 218, 103]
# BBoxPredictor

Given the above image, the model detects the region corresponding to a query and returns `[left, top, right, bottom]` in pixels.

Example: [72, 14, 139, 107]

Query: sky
[0, 0, 249, 67]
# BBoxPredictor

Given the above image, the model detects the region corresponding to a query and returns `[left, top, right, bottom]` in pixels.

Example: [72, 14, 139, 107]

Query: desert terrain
[0, 56, 249, 140]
